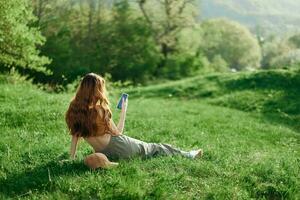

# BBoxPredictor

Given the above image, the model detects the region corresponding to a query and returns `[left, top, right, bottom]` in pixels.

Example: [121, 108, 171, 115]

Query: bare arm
[117, 97, 128, 133]
[94, 96, 128, 136]
[108, 97, 128, 136]
[109, 120, 122, 136]
[70, 135, 79, 159]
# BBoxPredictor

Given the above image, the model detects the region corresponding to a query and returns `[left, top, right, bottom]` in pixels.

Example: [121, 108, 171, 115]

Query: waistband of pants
[98, 135, 122, 153]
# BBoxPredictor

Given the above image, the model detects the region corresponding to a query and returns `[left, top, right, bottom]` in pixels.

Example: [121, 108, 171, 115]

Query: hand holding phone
[121, 96, 128, 113]
[117, 93, 129, 110]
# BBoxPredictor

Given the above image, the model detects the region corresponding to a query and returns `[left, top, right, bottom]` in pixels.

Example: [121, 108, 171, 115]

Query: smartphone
[117, 93, 129, 109]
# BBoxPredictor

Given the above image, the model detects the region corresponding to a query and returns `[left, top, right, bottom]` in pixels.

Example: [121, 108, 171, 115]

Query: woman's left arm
[70, 135, 79, 159]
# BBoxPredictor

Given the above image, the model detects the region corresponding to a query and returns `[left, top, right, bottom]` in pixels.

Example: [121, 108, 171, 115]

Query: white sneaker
[188, 149, 203, 159]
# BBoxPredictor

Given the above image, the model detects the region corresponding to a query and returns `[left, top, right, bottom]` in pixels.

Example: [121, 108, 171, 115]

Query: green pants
[98, 135, 190, 161]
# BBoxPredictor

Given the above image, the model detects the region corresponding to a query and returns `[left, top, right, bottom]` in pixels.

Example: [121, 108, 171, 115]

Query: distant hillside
[199, 0, 300, 35]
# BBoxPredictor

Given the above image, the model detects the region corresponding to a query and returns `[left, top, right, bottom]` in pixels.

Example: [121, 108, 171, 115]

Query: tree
[32, 0, 104, 84]
[270, 49, 300, 68]
[261, 33, 300, 69]
[137, 0, 198, 73]
[288, 33, 300, 49]
[95, 0, 160, 83]
[199, 18, 262, 71]
[0, 0, 49, 72]
[261, 37, 292, 69]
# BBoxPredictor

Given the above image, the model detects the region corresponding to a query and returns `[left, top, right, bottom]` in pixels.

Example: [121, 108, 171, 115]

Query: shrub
[199, 18, 262, 71]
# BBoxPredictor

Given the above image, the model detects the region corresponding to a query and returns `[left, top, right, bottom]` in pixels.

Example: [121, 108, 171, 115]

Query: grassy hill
[0, 70, 299, 199]
[199, 0, 300, 34]
[128, 69, 300, 131]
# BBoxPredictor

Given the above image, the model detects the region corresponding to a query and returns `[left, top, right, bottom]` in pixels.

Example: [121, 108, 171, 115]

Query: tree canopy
[0, 0, 49, 72]
[199, 18, 262, 71]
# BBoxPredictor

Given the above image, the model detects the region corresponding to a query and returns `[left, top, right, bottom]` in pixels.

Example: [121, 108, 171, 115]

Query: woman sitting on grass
[65, 73, 203, 169]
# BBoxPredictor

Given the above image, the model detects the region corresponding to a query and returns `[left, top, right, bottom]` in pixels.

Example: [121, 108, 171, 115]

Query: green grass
[128, 69, 300, 132]
[0, 71, 299, 199]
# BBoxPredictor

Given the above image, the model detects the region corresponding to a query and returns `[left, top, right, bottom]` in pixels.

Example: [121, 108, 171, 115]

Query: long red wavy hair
[65, 73, 116, 137]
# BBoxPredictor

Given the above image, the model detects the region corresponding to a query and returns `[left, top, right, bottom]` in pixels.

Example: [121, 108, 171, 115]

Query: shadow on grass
[260, 93, 300, 132]
[223, 70, 300, 132]
[0, 155, 92, 198]
[224, 70, 300, 91]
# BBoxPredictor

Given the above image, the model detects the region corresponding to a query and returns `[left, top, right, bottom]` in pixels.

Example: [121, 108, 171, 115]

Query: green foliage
[261, 37, 291, 69]
[208, 55, 229, 72]
[6, 0, 280, 86]
[269, 49, 300, 69]
[199, 18, 262, 70]
[262, 34, 300, 69]
[31, 0, 92, 84]
[33, 0, 161, 84]
[0, 68, 31, 85]
[41, 26, 75, 84]
[137, 0, 198, 57]
[288, 33, 300, 48]
[137, 0, 200, 77]
[95, 1, 161, 83]
[36, 0, 202, 84]
[160, 53, 203, 79]
[2, 0, 299, 86]
[0, 0, 49, 72]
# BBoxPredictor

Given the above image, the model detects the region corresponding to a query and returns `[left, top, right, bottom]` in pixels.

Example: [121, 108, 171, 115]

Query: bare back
[84, 134, 111, 152]
[83, 105, 120, 152]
